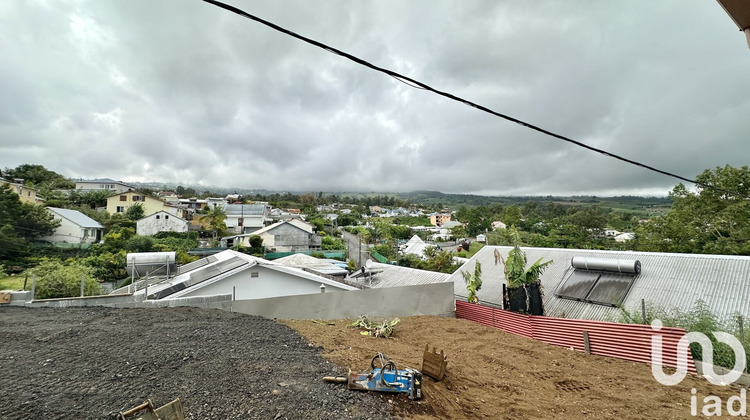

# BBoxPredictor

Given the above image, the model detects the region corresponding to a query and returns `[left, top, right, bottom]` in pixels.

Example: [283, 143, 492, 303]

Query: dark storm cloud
[1, 0, 748, 196]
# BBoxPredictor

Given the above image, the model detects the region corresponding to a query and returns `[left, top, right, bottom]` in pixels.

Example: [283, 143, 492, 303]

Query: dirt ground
[0, 307, 396, 420]
[2, 307, 744, 419]
[284, 315, 745, 420]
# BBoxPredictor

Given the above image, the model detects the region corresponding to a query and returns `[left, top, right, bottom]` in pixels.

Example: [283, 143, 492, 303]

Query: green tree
[0, 184, 60, 243]
[125, 203, 145, 221]
[635, 165, 750, 255]
[246, 235, 264, 255]
[428, 249, 459, 273]
[569, 205, 608, 239]
[501, 205, 523, 228]
[322, 235, 345, 250]
[3, 164, 74, 189]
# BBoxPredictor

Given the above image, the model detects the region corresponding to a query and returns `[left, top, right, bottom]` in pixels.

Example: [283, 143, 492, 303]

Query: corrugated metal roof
[77, 178, 119, 183]
[274, 253, 350, 277]
[401, 235, 429, 258]
[249, 219, 313, 236]
[348, 262, 451, 289]
[449, 246, 750, 322]
[222, 204, 267, 216]
[132, 250, 357, 299]
[47, 207, 104, 229]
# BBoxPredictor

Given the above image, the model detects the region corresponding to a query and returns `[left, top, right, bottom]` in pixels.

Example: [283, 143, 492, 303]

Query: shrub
[28, 259, 102, 299]
[617, 300, 749, 372]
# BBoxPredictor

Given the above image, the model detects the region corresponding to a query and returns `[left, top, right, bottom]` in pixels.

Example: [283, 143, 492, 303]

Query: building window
[116, 206, 125, 213]
[133, 195, 144, 201]
[250, 272, 259, 278]
[120, 195, 127, 201]
[156, 215, 160, 219]
[165, 215, 169, 219]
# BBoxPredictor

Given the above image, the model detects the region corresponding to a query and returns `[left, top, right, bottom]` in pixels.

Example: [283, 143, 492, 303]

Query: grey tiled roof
[47, 207, 104, 229]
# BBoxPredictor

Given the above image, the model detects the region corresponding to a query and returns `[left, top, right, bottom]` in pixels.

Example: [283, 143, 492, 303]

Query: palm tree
[200, 205, 227, 243]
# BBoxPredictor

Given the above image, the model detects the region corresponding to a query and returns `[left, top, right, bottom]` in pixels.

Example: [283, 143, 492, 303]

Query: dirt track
[0, 307, 395, 420]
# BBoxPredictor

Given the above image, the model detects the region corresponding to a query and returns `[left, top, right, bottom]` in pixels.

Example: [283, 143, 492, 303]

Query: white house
[75, 178, 134, 194]
[491, 221, 507, 230]
[604, 229, 621, 238]
[127, 250, 358, 301]
[399, 235, 431, 259]
[223, 203, 269, 234]
[229, 219, 321, 252]
[40, 207, 104, 245]
[615, 232, 635, 242]
[136, 211, 189, 236]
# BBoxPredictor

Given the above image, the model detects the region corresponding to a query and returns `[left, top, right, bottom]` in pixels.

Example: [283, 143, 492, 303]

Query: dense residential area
[2, 162, 748, 293]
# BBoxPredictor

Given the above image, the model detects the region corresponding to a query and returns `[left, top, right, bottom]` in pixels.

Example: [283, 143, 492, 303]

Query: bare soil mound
[284, 315, 742, 419]
[0, 307, 395, 420]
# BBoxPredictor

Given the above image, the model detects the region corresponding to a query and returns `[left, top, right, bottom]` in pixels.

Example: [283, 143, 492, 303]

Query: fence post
[641, 299, 646, 323]
[23, 274, 28, 291]
[129, 259, 135, 294]
[144, 271, 150, 299]
[582, 331, 591, 354]
[30, 274, 36, 301]
[80, 274, 85, 297]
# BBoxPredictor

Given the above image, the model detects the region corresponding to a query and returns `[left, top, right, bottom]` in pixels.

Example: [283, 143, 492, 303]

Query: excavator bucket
[118, 398, 185, 420]
[421, 345, 448, 381]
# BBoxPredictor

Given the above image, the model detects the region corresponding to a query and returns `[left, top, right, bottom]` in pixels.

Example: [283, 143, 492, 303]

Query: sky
[1, 0, 748, 196]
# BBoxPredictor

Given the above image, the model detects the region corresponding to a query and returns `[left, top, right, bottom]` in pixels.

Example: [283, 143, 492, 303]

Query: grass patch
[456, 241, 485, 259]
[0, 274, 27, 291]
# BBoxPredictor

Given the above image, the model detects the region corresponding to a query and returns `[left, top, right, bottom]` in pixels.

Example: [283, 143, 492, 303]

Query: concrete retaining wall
[230, 282, 455, 320]
[695, 360, 750, 387]
[3, 282, 455, 320]
[4, 290, 232, 311]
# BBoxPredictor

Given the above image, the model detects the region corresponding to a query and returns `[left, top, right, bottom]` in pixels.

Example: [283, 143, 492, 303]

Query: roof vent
[571, 257, 641, 274]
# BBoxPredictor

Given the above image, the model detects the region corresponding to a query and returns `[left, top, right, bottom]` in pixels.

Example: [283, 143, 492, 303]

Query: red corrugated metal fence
[455, 300, 695, 373]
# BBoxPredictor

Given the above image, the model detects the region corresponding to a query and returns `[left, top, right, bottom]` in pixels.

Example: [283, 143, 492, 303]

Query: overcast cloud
[1, 0, 748, 196]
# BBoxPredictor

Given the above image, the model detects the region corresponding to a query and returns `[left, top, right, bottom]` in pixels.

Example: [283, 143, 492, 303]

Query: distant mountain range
[128, 181, 670, 210]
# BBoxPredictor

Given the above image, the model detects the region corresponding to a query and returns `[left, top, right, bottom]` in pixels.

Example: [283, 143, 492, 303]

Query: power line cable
[202, 0, 747, 199]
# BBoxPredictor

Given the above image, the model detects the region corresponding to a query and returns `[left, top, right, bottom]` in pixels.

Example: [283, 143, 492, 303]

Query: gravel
[0, 306, 397, 419]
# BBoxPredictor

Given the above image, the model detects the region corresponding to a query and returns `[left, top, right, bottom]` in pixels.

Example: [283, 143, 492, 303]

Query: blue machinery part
[324, 353, 422, 400]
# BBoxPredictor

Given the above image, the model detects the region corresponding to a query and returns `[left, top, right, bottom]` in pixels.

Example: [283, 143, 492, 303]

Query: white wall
[137, 213, 189, 236]
[231, 282, 456, 320]
[179, 266, 350, 300]
[40, 216, 100, 244]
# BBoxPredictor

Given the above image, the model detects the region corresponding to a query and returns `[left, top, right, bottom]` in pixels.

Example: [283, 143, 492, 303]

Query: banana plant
[499, 228, 552, 288]
[461, 260, 482, 303]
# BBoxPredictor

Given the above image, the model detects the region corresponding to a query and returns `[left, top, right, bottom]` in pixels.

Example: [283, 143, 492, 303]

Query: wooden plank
[582, 331, 591, 354]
